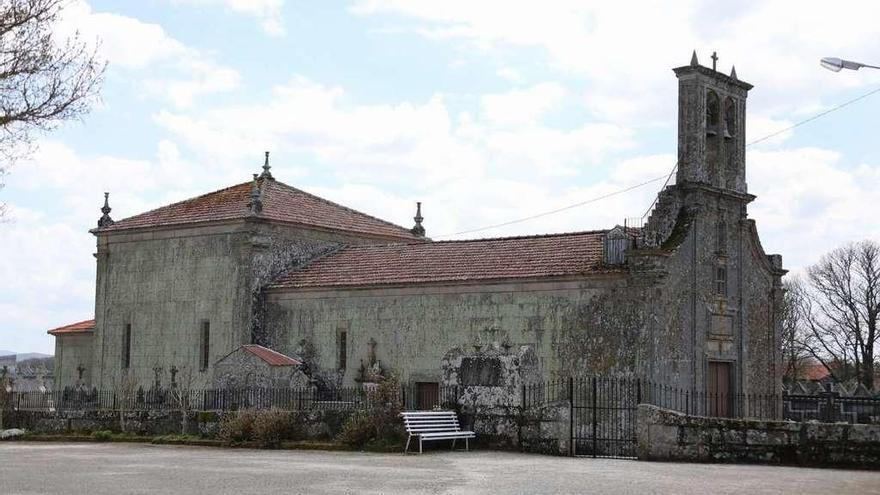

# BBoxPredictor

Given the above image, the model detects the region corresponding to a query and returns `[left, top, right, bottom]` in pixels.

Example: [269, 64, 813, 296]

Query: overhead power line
[434, 84, 880, 239]
[746, 86, 880, 147]
[436, 175, 667, 239]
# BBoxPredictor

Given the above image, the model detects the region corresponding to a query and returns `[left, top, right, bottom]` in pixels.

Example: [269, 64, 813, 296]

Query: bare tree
[114, 370, 138, 432]
[169, 365, 197, 435]
[780, 278, 810, 382]
[1, 0, 105, 212]
[794, 241, 880, 389]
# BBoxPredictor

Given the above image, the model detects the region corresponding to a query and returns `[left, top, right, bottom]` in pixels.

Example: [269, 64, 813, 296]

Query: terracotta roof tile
[271, 230, 614, 289]
[242, 345, 302, 367]
[94, 178, 419, 241]
[48, 319, 95, 336]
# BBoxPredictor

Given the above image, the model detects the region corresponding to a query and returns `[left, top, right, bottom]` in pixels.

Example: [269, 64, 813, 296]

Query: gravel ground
[1, 442, 879, 495]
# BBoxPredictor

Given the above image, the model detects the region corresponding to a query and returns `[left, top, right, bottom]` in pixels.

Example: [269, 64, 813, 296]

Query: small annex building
[213, 344, 308, 389]
[49, 55, 786, 403]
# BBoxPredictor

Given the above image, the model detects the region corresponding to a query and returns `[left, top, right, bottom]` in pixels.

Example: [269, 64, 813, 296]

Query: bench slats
[400, 410, 475, 454]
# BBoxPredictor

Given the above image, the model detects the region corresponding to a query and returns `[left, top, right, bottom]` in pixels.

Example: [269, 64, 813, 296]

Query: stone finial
[730, 65, 738, 80]
[97, 192, 114, 228]
[710, 51, 718, 71]
[248, 173, 263, 214]
[260, 151, 274, 180]
[410, 201, 425, 237]
[690, 50, 699, 67]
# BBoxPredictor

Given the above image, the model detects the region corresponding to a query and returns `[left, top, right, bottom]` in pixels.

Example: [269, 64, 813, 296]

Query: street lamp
[820, 57, 880, 72]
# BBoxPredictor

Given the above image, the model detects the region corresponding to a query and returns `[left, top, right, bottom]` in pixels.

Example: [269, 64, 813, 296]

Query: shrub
[218, 409, 301, 448]
[218, 410, 256, 445]
[197, 411, 217, 423]
[91, 430, 113, 442]
[252, 409, 300, 448]
[338, 374, 405, 448]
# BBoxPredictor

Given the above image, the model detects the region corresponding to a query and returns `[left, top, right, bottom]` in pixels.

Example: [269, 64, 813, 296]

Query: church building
[50, 54, 787, 402]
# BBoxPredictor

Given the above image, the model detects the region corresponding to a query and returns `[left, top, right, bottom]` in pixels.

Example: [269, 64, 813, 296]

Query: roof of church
[93, 177, 420, 241]
[241, 345, 302, 367]
[47, 319, 95, 336]
[270, 230, 616, 290]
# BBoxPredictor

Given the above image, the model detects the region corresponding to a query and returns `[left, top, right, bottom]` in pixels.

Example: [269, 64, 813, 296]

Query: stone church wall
[264, 276, 659, 386]
[85, 219, 408, 391]
[92, 223, 251, 390]
[54, 334, 94, 388]
[636, 182, 783, 399]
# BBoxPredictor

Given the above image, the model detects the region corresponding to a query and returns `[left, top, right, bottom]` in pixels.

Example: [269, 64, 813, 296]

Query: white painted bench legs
[405, 435, 412, 454]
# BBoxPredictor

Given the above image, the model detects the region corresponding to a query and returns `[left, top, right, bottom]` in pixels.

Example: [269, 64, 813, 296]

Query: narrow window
[716, 220, 727, 253]
[706, 90, 720, 134]
[200, 321, 210, 371]
[122, 323, 132, 369]
[337, 331, 347, 370]
[715, 266, 728, 297]
[724, 97, 736, 138]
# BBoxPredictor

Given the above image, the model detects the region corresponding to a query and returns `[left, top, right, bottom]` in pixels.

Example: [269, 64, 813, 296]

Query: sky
[2, 0, 880, 355]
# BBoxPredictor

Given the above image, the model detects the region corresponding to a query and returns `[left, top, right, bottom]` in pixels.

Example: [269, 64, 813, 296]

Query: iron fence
[7, 379, 880, 425]
[522, 377, 880, 424]
[6, 386, 370, 413]
[7, 383, 460, 413]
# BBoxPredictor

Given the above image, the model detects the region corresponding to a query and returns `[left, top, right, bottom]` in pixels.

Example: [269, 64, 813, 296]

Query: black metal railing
[7, 379, 879, 425]
[7, 384, 460, 413]
[522, 377, 880, 424]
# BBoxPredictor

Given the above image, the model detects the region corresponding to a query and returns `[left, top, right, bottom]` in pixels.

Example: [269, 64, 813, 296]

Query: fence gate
[570, 376, 639, 459]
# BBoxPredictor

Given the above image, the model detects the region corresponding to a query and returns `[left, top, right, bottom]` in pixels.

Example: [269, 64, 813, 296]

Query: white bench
[400, 410, 475, 454]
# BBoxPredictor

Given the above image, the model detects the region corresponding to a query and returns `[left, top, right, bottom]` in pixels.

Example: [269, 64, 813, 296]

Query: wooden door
[708, 361, 732, 418]
[416, 382, 439, 411]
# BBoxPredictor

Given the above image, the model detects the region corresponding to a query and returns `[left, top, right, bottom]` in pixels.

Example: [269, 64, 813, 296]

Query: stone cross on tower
[711, 51, 718, 71]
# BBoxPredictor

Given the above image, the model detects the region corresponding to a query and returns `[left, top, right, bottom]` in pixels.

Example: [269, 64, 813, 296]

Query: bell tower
[674, 51, 752, 194]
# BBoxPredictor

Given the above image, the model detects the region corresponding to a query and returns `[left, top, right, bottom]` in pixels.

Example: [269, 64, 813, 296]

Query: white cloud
[154, 77, 633, 190]
[0, 207, 95, 354]
[480, 82, 566, 126]
[58, 1, 241, 107]
[748, 148, 880, 271]
[496, 67, 524, 83]
[352, 0, 880, 127]
[170, 0, 286, 36]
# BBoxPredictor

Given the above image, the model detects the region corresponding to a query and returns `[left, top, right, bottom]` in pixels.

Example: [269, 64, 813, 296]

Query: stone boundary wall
[7, 409, 353, 441]
[460, 402, 570, 456]
[637, 404, 880, 468]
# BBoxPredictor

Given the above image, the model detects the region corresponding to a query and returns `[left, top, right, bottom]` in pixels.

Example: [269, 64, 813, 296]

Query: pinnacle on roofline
[411, 201, 425, 237]
[97, 192, 114, 228]
[248, 173, 263, 215]
[260, 151, 274, 180]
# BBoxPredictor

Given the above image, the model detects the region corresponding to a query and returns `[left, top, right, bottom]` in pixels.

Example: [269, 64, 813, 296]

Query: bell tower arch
[674, 51, 752, 193]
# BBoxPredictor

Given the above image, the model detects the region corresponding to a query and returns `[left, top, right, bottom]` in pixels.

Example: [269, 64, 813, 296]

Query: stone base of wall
[637, 404, 880, 468]
[457, 402, 570, 456]
[9, 409, 353, 441]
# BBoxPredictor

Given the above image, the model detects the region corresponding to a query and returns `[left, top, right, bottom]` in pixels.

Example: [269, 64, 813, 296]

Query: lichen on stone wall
[556, 291, 645, 377]
[249, 235, 339, 347]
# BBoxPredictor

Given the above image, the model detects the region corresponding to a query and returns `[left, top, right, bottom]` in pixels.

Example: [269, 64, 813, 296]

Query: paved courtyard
[1, 442, 879, 494]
